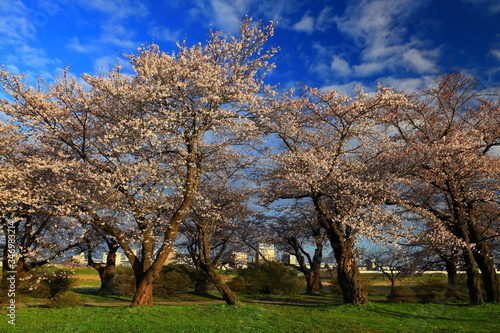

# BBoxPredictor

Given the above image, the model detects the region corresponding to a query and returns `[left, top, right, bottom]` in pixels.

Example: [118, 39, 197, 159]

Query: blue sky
[1, 0, 499, 94]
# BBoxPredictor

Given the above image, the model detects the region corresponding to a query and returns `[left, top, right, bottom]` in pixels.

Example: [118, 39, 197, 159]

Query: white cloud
[402, 49, 436, 73]
[189, 0, 292, 33]
[330, 56, 353, 77]
[491, 49, 500, 60]
[149, 26, 180, 43]
[378, 75, 434, 92]
[293, 14, 315, 34]
[67, 37, 93, 53]
[93, 55, 123, 73]
[321, 81, 365, 95]
[332, 0, 439, 78]
[292, 7, 334, 34]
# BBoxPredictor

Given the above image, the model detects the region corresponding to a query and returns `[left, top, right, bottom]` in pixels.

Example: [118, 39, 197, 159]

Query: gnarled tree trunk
[314, 196, 366, 304]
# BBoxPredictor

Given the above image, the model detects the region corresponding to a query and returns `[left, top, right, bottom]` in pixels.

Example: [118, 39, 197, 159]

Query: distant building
[71, 253, 86, 266]
[281, 253, 297, 265]
[256, 244, 275, 262]
[364, 259, 376, 270]
[231, 251, 248, 269]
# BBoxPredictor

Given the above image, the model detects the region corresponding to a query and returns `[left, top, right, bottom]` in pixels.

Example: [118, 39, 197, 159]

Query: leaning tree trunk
[200, 262, 238, 305]
[473, 248, 500, 303]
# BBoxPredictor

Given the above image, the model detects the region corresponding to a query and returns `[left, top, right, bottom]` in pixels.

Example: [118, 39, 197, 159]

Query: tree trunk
[313, 196, 366, 304]
[288, 236, 323, 294]
[463, 248, 484, 305]
[87, 238, 118, 295]
[334, 239, 367, 304]
[201, 262, 238, 305]
[194, 271, 211, 293]
[131, 272, 155, 306]
[473, 249, 500, 303]
[96, 265, 117, 296]
[305, 270, 323, 294]
[390, 279, 396, 294]
[441, 254, 458, 287]
[468, 223, 500, 303]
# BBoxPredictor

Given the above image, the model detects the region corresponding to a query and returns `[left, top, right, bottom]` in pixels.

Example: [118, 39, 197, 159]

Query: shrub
[228, 261, 305, 295]
[154, 264, 200, 297]
[18, 268, 77, 298]
[387, 286, 417, 303]
[414, 278, 469, 303]
[48, 292, 82, 308]
[114, 266, 136, 295]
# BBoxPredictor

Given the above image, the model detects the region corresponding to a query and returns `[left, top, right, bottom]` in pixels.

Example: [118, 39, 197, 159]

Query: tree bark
[132, 272, 155, 306]
[468, 222, 500, 303]
[288, 236, 323, 294]
[200, 262, 238, 305]
[87, 238, 119, 295]
[334, 239, 367, 304]
[463, 248, 484, 305]
[313, 196, 367, 304]
[439, 252, 458, 287]
[473, 248, 500, 303]
[306, 270, 323, 294]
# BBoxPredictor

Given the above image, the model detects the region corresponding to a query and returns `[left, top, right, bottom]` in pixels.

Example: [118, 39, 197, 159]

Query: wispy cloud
[491, 49, 500, 60]
[461, 0, 500, 15]
[332, 0, 439, 78]
[190, 0, 292, 33]
[149, 26, 181, 43]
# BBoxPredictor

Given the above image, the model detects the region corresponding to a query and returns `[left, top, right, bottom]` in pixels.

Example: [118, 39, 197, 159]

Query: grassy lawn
[2, 268, 499, 332]
[3, 302, 500, 332]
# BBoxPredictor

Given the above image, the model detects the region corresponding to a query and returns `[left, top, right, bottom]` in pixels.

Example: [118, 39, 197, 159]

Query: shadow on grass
[240, 294, 343, 307]
[367, 303, 487, 324]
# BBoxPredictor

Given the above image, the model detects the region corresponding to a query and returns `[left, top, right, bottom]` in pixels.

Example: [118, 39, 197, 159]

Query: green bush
[18, 268, 77, 298]
[114, 266, 136, 295]
[387, 286, 417, 303]
[414, 278, 469, 303]
[48, 292, 82, 308]
[228, 261, 305, 295]
[154, 264, 200, 297]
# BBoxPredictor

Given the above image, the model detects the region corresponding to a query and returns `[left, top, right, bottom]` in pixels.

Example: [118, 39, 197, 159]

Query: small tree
[367, 246, 416, 294]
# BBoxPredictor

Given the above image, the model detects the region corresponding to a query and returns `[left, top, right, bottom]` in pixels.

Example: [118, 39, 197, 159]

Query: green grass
[3, 268, 499, 332]
[2, 302, 499, 332]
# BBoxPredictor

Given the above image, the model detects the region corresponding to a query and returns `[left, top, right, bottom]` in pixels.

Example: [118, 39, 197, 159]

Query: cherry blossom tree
[379, 72, 500, 304]
[0, 16, 277, 306]
[257, 85, 408, 304]
[0, 119, 83, 285]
